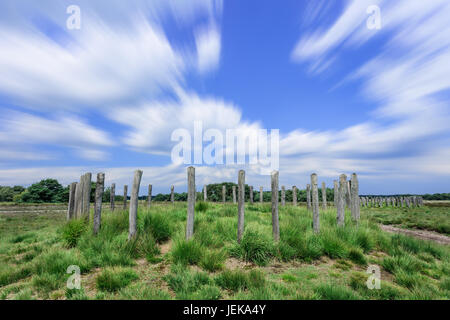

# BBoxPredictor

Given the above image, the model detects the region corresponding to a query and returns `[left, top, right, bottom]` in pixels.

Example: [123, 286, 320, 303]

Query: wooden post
[110, 183, 115, 211]
[67, 182, 76, 220]
[93, 173, 105, 235]
[260, 186, 263, 203]
[321, 182, 327, 210]
[203, 184, 207, 202]
[170, 185, 174, 204]
[237, 170, 245, 243]
[337, 174, 346, 227]
[186, 167, 196, 240]
[123, 185, 128, 210]
[147, 184, 152, 208]
[306, 184, 311, 210]
[222, 185, 226, 203]
[128, 170, 143, 240]
[333, 180, 338, 207]
[281, 186, 286, 206]
[345, 180, 351, 208]
[74, 175, 84, 218]
[232, 185, 236, 204]
[271, 171, 280, 241]
[249, 186, 254, 204]
[311, 173, 320, 233]
[81, 173, 92, 221]
[292, 186, 297, 206]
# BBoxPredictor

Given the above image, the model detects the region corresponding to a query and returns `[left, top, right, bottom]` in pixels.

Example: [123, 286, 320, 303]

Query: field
[0, 202, 449, 300]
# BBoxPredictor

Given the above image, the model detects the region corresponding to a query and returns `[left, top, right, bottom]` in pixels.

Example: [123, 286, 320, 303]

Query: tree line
[1, 179, 449, 203]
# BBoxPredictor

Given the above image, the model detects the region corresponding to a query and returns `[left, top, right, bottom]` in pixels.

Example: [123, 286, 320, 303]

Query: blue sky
[0, 0, 449, 195]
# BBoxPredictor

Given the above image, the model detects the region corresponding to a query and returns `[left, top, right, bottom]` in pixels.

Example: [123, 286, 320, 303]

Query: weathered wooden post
[237, 170, 245, 243]
[337, 174, 346, 227]
[110, 183, 116, 211]
[292, 186, 297, 206]
[249, 186, 254, 204]
[123, 185, 128, 210]
[128, 170, 143, 240]
[81, 173, 92, 221]
[93, 173, 105, 235]
[259, 186, 263, 203]
[350, 173, 360, 223]
[203, 184, 207, 202]
[232, 185, 237, 204]
[345, 180, 351, 208]
[311, 173, 320, 233]
[321, 182, 327, 210]
[186, 167, 196, 240]
[271, 171, 280, 241]
[67, 182, 77, 220]
[306, 184, 312, 210]
[170, 185, 174, 204]
[73, 181, 81, 218]
[147, 184, 152, 208]
[75, 174, 84, 218]
[222, 185, 226, 203]
[333, 180, 338, 207]
[281, 186, 286, 206]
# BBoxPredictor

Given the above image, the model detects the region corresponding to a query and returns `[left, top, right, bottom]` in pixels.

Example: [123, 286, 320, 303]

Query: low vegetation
[366, 206, 450, 235]
[0, 202, 448, 300]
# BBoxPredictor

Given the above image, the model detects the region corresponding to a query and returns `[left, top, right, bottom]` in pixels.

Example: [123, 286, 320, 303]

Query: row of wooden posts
[359, 196, 423, 208]
[67, 169, 361, 242]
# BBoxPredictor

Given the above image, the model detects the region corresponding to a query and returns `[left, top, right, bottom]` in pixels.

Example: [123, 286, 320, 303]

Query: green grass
[96, 268, 139, 292]
[0, 202, 449, 300]
[366, 206, 450, 235]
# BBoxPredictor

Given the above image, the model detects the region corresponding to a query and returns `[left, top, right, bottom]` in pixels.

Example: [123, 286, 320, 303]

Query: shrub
[320, 233, 347, 259]
[315, 283, 360, 300]
[200, 249, 227, 272]
[164, 264, 211, 298]
[195, 201, 209, 212]
[234, 229, 274, 266]
[171, 240, 203, 265]
[193, 285, 222, 300]
[65, 287, 89, 300]
[348, 248, 367, 266]
[33, 249, 89, 277]
[215, 270, 249, 291]
[0, 265, 32, 287]
[61, 219, 87, 247]
[32, 273, 60, 292]
[142, 212, 172, 243]
[96, 268, 139, 292]
[135, 232, 160, 259]
[356, 230, 375, 253]
[394, 270, 424, 289]
[247, 270, 266, 289]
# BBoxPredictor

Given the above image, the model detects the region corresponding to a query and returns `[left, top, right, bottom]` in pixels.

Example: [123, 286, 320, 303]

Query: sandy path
[379, 224, 450, 245]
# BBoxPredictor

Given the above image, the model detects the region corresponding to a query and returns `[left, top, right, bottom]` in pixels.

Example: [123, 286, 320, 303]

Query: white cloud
[287, 0, 450, 186]
[0, 19, 184, 110]
[195, 24, 221, 74]
[0, 111, 112, 161]
[0, 111, 112, 147]
[110, 91, 260, 155]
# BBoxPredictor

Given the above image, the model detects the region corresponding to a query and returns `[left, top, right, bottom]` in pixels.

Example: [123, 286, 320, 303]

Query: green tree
[17, 179, 64, 203]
